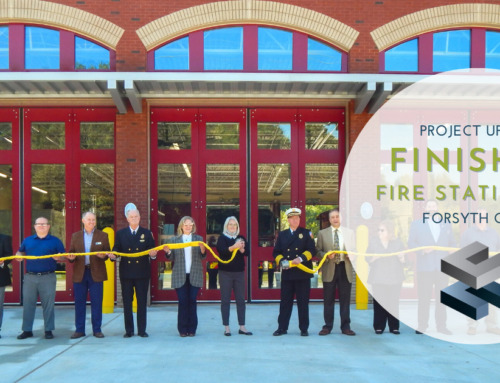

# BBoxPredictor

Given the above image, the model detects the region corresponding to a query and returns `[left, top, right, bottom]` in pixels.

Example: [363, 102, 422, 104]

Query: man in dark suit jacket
[111, 207, 157, 338]
[408, 200, 455, 335]
[0, 233, 13, 338]
[273, 208, 316, 336]
[67, 212, 110, 339]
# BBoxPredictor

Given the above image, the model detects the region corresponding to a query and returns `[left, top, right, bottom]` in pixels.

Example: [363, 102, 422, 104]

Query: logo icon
[441, 242, 500, 320]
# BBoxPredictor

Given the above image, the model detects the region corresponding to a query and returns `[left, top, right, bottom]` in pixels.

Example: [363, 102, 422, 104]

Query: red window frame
[147, 24, 348, 73]
[380, 27, 490, 74]
[1, 23, 116, 72]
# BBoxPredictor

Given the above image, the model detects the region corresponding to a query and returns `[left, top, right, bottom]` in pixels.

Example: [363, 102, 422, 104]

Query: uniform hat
[285, 207, 301, 217]
[124, 202, 137, 218]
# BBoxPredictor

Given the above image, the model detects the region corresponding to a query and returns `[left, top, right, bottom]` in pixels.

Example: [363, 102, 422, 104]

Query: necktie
[132, 230, 136, 236]
[333, 229, 340, 264]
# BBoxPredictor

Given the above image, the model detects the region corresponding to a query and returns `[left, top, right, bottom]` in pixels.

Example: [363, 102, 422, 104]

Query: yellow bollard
[102, 227, 115, 314]
[355, 225, 369, 310]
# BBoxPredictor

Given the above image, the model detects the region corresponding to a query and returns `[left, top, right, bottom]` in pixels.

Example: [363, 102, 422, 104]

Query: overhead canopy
[0, 72, 428, 114]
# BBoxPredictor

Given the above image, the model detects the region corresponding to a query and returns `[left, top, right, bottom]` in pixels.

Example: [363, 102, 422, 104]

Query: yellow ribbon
[290, 245, 460, 274]
[0, 241, 239, 264]
[1, 244, 465, 275]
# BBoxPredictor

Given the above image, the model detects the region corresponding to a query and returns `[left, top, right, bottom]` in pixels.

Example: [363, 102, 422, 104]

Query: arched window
[149, 25, 347, 73]
[381, 28, 500, 73]
[0, 24, 115, 71]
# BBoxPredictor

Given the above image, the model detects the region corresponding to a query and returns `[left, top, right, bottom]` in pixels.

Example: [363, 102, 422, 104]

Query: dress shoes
[273, 329, 287, 336]
[70, 332, 85, 339]
[318, 327, 331, 336]
[224, 331, 231, 336]
[93, 332, 105, 338]
[180, 333, 188, 337]
[300, 331, 309, 337]
[138, 332, 149, 338]
[341, 329, 356, 336]
[45, 331, 54, 339]
[187, 333, 195, 337]
[238, 330, 253, 336]
[123, 332, 133, 338]
[390, 330, 400, 335]
[17, 331, 33, 340]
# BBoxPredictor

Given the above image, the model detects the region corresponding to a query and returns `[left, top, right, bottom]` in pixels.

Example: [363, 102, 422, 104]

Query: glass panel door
[250, 108, 298, 300]
[250, 108, 345, 300]
[205, 163, 240, 290]
[23, 108, 116, 302]
[31, 164, 67, 292]
[151, 108, 247, 301]
[0, 108, 20, 303]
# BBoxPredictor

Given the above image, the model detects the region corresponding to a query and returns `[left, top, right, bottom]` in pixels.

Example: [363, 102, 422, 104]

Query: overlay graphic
[441, 242, 500, 320]
[340, 69, 500, 344]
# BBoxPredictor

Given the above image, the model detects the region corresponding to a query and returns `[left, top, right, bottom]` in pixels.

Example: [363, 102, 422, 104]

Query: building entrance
[151, 107, 345, 301]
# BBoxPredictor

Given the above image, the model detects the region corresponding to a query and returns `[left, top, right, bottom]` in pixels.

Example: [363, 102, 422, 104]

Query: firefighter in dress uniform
[272, 208, 316, 336]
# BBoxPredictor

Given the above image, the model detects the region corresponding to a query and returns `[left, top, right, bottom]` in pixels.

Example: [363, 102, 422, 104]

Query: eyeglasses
[35, 223, 49, 226]
[183, 223, 194, 226]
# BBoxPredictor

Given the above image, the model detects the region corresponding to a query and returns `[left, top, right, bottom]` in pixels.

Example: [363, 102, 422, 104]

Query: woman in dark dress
[367, 220, 405, 335]
[216, 216, 252, 336]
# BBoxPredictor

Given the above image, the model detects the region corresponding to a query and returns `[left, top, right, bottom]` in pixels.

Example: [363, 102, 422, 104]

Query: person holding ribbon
[16, 217, 66, 340]
[272, 207, 316, 337]
[316, 208, 356, 336]
[216, 216, 252, 336]
[110, 206, 157, 338]
[163, 216, 206, 337]
[67, 211, 110, 339]
[366, 220, 405, 335]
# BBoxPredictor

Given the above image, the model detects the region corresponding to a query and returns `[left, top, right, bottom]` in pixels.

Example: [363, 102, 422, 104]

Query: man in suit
[273, 208, 316, 336]
[110, 207, 157, 338]
[0, 233, 13, 339]
[317, 208, 356, 336]
[408, 200, 455, 335]
[67, 212, 110, 339]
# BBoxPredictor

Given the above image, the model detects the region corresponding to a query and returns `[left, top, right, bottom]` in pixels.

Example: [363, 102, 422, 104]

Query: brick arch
[372, 3, 500, 51]
[0, 0, 124, 49]
[136, 0, 359, 52]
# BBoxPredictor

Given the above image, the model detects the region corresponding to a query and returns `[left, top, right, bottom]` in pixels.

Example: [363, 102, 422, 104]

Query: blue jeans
[175, 274, 199, 334]
[73, 268, 103, 334]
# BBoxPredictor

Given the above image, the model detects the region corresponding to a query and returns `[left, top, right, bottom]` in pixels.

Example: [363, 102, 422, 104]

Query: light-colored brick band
[372, 3, 500, 51]
[137, 0, 359, 52]
[0, 0, 124, 49]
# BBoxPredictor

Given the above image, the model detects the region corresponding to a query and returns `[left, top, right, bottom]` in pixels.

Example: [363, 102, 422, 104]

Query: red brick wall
[50, 0, 500, 72]
[115, 100, 149, 230]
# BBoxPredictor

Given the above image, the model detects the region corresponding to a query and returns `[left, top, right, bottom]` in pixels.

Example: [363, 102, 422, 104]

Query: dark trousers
[417, 271, 448, 331]
[175, 274, 200, 334]
[323, 262, 351, 331]
[278, 278, 311, 332]
[121, 277, 149, 335]
[74, 268, 103, 334]
[372, 284, 401, 332]
[219, 270, 246, 326]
